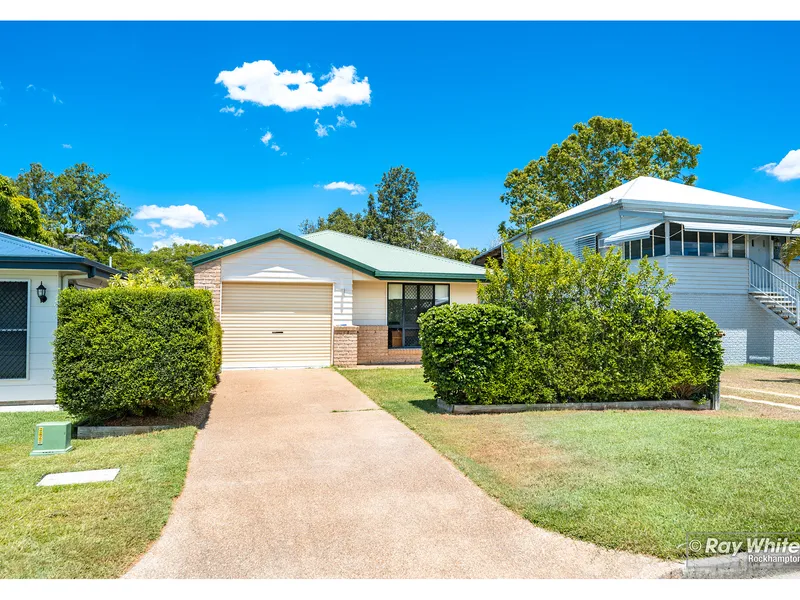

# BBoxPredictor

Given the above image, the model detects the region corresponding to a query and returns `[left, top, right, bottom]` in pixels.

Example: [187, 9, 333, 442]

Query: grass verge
[0, 410, 196, 578]
[340, 368, 800, 559]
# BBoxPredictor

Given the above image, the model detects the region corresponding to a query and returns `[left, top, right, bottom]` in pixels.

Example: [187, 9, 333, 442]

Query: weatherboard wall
[220, 238, 363, 326]
[0, 270, 61, 404]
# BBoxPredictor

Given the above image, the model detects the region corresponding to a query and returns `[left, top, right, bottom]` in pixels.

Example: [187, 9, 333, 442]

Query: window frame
[387, 282, 450, 349]
[0, 280, 31, 382]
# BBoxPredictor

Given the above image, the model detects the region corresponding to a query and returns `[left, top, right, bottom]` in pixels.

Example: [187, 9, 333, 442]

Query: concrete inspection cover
[37, 468, 120, 487]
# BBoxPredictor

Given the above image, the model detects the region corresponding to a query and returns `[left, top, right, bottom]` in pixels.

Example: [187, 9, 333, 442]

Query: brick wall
[194, 259, 221, 319]
[333, 326, 359, 367]
[357, 325, 422, 365]
[670, 293, 800, 365]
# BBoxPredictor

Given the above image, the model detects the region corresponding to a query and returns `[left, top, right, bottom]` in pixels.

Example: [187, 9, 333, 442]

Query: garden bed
[76, 398, 212, 439]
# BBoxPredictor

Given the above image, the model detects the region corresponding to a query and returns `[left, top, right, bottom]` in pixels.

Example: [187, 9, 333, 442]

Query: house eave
[0, 256, 120, 277]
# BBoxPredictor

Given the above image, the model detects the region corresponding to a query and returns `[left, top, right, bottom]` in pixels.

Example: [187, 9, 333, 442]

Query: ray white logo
[687, 533, 800, 557]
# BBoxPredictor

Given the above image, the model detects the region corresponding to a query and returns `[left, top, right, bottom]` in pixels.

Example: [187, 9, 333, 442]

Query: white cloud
[336, 113, 356, 128]
[280, 151, 287, 156]
[442, 235, 460, 248]
[215, 238, 237, 248]
[25, 83, 62, 104]
[152, 234, 203, 250]
[219, 105, 244, 117]
[134, 204, 218, 229]
[260, 131, 283, 152]
[217, 213, 227, 222]
[62, 143, 72, 149]
[314, 118, 334, 137]
[757, 149, 800, 182]
[215, 60, 371, 112]
[323, 181, 367, 196]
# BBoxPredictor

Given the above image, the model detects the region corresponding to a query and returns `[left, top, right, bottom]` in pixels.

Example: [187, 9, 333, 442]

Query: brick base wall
[333, 326, 359, 367]
[357, 325, 422, 365]
[194, 259, 222, 319]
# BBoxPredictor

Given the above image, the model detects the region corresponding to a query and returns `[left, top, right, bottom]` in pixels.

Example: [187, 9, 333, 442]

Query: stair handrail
[772, 259, 800, 290]
[750, 259, 800, 324]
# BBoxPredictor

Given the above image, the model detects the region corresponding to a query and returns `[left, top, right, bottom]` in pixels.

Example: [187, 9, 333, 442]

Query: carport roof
[189, 229, 486, 281]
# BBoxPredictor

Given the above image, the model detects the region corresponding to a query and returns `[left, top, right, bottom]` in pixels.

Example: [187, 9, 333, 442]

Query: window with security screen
[0, 281, 29, 379]
[387, 283, 449, 348]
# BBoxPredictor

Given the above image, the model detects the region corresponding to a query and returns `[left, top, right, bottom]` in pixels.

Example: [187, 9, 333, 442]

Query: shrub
[663, 309, 724, 400]
[54, 287, 222, 422]
[418, 304, 519, 405]
[420, 241, 724, 405]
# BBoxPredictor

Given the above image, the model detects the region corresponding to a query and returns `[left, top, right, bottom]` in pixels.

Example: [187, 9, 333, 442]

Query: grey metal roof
[0, 232, 82, 258]
[0, 232, 120, 277]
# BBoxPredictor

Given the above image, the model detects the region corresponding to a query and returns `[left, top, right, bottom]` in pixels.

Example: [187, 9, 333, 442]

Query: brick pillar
[333, 326, 359, 367]
[194, 259, 221, 319]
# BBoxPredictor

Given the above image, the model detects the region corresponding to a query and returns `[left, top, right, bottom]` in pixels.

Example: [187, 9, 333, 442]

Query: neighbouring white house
[191, 229, 485, 369]
[473, 176, 800, 365]
[0, 233, 119, 405]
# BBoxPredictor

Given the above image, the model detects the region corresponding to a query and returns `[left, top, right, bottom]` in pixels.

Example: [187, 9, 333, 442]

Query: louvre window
[574, 234, 599, 259]
[387, 283, 449, 348]
[0, 281, 29, 380]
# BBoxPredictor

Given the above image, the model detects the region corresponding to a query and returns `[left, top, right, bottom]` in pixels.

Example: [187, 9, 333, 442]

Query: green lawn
[340, 368, 800, 560]
[0, 411, 196, 578]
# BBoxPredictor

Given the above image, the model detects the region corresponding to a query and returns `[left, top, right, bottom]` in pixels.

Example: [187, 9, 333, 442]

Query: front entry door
[749, 235, 771, 268]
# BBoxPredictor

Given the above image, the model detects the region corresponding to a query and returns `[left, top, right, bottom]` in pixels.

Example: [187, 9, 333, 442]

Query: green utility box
[31, 421, 73, 456]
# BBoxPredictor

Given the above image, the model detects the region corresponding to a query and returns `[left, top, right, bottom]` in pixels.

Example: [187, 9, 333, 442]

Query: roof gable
[190, 229, 486, 281]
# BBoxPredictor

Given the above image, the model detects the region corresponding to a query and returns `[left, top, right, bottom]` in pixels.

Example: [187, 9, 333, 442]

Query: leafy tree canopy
[0, 175, 48, 242]
[301, 166, 481, 263]
[499, 116, 702, 237]
[108, 266, 184, 289]
[111, 243, 215, 287]
[16, 162, 135, 258]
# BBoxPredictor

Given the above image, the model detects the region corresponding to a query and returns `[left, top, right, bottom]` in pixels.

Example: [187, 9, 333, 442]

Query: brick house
[191, 229, 485, 369]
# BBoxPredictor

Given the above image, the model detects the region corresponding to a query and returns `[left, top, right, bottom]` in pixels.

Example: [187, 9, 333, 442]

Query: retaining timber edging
[436, 398, 713, 414]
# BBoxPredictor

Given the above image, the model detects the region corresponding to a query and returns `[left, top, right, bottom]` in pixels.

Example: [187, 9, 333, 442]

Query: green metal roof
[189, 229, 486, 281]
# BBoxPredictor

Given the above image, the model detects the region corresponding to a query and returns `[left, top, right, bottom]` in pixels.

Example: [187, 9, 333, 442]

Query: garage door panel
[221, 283, 332, 368]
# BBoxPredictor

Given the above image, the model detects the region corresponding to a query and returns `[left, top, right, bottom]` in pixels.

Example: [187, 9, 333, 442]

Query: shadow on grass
[409, 399, 445, 414]
[755, 378, 800, 385]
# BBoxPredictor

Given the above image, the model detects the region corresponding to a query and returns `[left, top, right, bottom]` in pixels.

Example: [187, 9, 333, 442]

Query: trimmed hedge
[55, 287, 222, 422]
[419, 241, 724, 406]
[419, 305, 723, 406]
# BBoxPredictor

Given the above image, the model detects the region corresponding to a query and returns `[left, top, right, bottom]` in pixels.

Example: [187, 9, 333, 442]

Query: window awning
[675, 221, 800, 237]
[602, 222, 663, 245]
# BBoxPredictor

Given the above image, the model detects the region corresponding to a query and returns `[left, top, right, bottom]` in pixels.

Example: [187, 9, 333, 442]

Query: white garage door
[221, 282, 333, 368]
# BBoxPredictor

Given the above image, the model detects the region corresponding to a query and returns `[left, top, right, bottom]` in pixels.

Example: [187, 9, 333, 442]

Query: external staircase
[749, 259, 800, 330]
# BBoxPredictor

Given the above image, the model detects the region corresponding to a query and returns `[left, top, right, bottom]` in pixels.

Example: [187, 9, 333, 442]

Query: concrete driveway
[126, 369, 678, 578]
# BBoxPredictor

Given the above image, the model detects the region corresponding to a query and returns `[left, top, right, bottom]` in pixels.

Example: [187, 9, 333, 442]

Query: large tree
[16, 162, 135, 259]
[499, 116, 702, 237]
[0, 175, 48, 242]
[302, 166, 481, 263]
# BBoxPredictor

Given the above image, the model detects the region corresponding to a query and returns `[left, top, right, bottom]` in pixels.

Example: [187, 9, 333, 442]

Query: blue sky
[0, 21, 799, 252]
